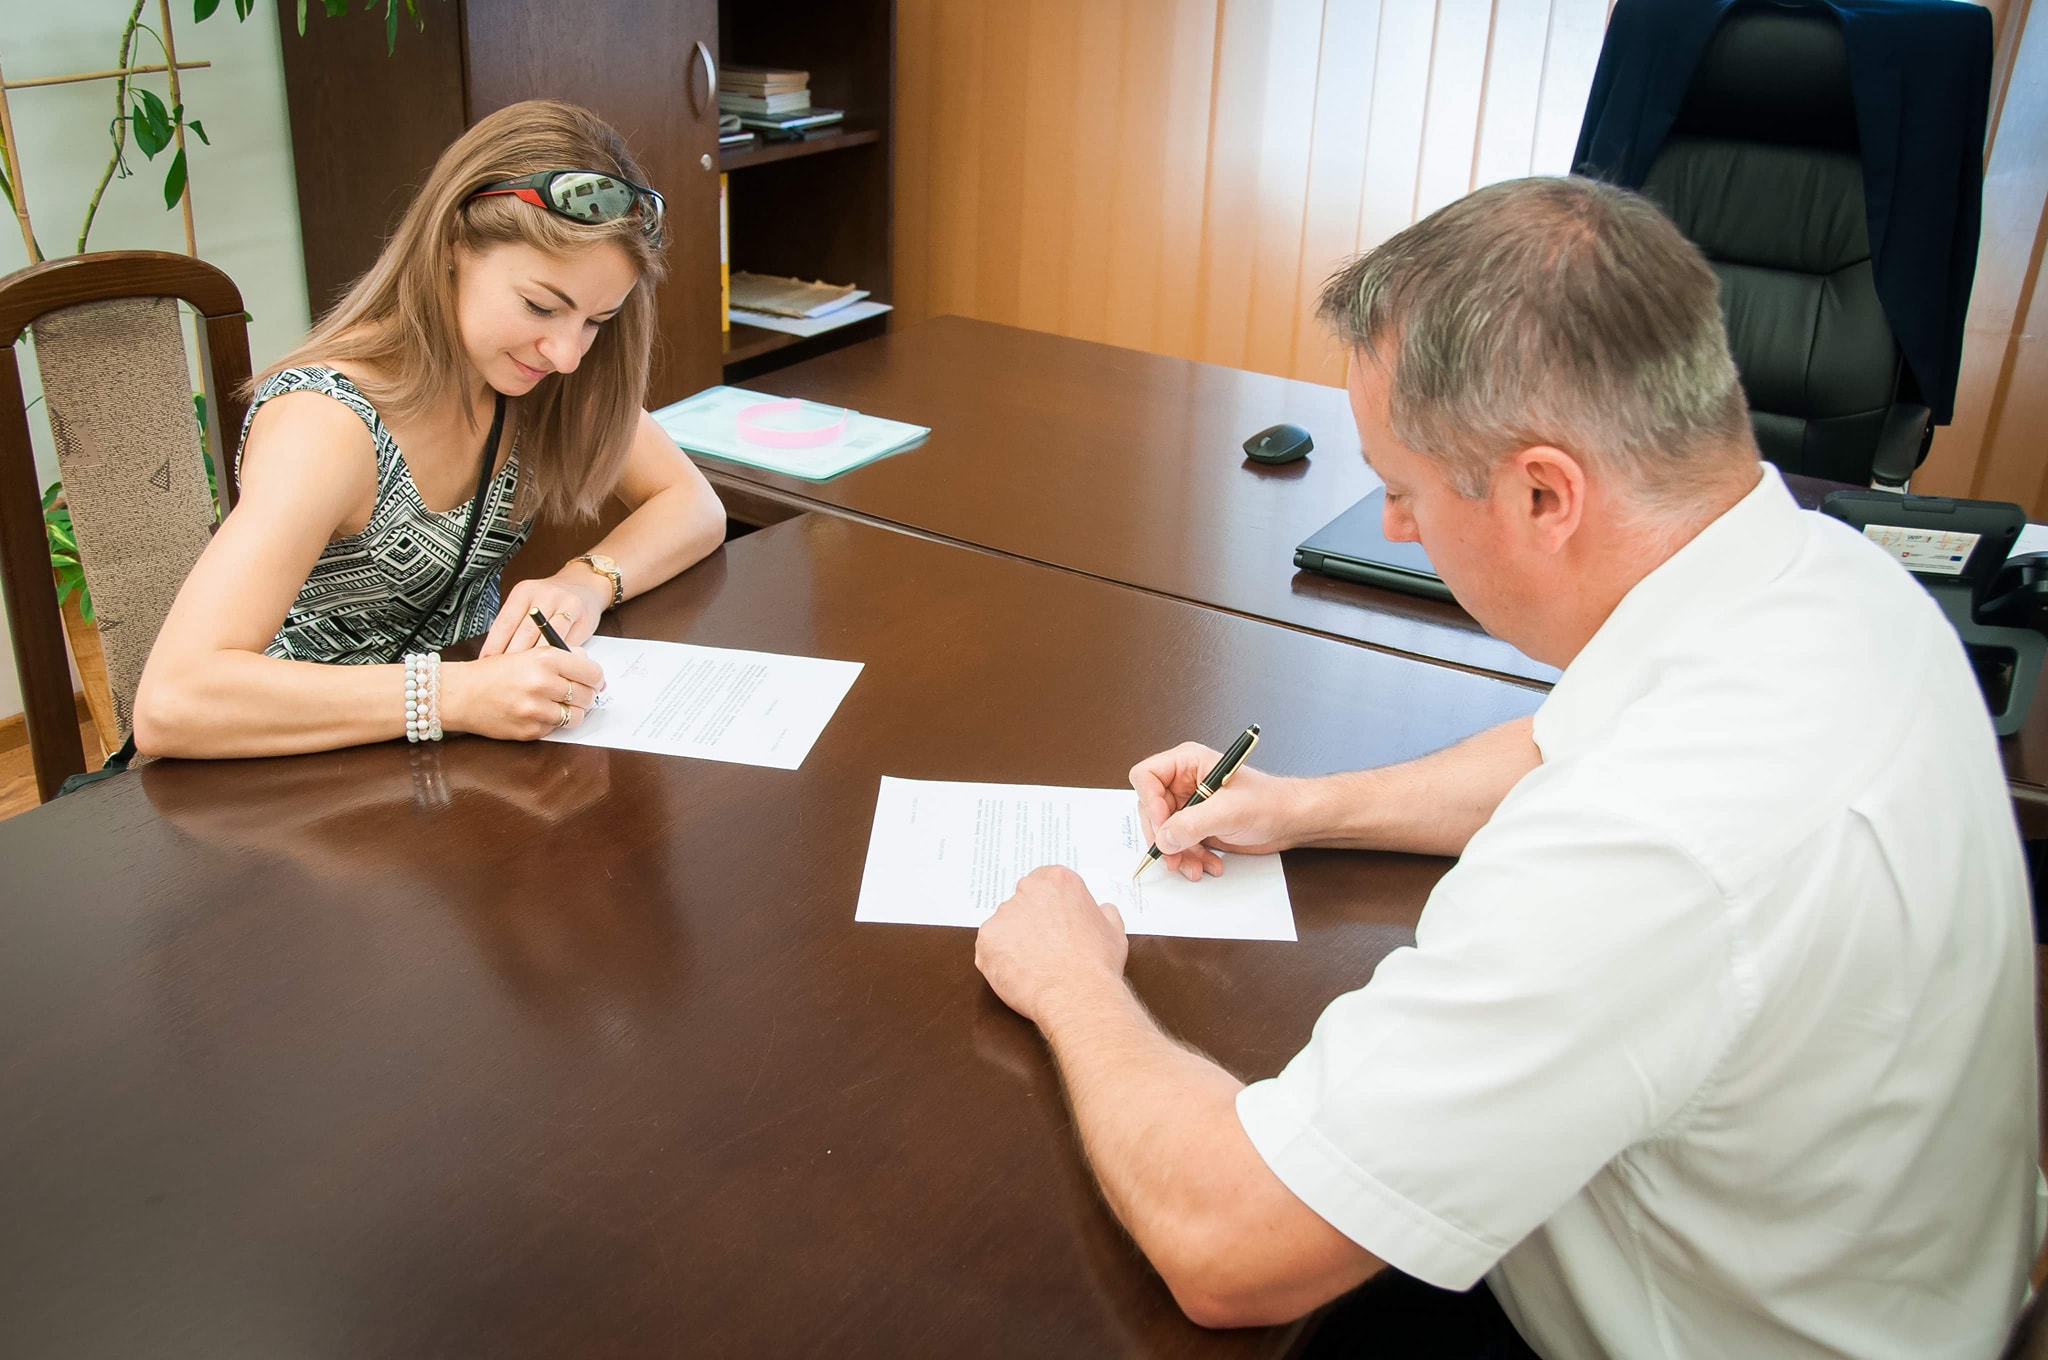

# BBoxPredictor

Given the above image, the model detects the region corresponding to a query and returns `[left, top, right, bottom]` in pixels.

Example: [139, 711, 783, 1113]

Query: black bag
[56, 394, 507, 799]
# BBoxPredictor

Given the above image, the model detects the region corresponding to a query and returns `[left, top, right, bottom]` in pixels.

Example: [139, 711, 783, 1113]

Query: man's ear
[1503, 444, 1587, 554]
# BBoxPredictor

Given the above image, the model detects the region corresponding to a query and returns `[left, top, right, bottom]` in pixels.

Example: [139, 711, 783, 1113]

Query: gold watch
[571, 552, 624, 608]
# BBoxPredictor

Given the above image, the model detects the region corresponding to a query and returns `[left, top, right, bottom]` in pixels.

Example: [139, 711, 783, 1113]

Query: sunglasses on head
[469, 170, 665, 241]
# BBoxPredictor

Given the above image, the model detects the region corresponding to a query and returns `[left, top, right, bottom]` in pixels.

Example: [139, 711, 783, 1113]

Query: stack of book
[718, 65, 845, 136]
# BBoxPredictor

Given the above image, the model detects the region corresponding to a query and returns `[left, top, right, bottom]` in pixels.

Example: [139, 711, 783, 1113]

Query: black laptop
[1293, 490, 1455, 603]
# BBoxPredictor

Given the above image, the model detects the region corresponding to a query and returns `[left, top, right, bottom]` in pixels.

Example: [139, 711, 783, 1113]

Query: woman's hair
[262, 99, 667, 523]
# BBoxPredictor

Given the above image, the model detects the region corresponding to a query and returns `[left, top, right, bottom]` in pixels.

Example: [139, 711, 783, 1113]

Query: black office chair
[1638, 6, 1924, 487]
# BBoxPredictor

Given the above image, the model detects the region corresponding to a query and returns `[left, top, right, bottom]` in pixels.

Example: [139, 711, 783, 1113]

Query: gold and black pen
[529, 607, 571, 651]
[1134, 723, 1261, 880]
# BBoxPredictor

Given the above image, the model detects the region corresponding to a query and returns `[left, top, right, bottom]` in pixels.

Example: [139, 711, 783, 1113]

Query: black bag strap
[55, 733, 136, 797]
[389, 393, 507, 662]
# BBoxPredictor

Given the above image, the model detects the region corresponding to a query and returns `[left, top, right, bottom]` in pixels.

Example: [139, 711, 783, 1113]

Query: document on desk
[545, 636, 862, 769]
[855, 777, 1295, 941]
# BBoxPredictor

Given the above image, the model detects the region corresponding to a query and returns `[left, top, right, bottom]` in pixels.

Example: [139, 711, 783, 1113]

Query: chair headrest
[1672, 2, 1858, 153]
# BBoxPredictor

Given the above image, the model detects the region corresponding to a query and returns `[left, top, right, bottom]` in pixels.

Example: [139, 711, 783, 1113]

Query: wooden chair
[0, 251, 250, 803]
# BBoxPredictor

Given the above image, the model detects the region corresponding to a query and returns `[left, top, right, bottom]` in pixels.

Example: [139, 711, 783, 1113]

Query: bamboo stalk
[156, 0, 195, 256]
[0, 54, 39, 263]
[76, 0, 148, 256]
[2, 60, 210, 92]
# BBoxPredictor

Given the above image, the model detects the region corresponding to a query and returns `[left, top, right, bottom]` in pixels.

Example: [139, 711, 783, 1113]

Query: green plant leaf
[188, 118, 209, 146]
[194, 392, 208, 431]
[139, 88, 172, 141]
[79, 592, 94, 625]
[132, 90, 172, 159]
[130, 107, 160, 159]
[385, 0, 398, 53]
[49, 524, 78, 556]
[41, 481, 62, 512]
[194, 0, 220, 18]
[235, 0, 255, 16]
[324, 0, 347, 15]
[296, 0, 307, 35]
[163, 148, 188, 209]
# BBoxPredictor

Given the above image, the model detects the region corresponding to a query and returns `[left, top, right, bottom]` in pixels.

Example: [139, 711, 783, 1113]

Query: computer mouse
[1244, 423, 1313, 465]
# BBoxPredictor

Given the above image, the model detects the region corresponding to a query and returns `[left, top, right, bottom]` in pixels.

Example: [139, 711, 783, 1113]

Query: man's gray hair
[1319, 176, 1756, 505]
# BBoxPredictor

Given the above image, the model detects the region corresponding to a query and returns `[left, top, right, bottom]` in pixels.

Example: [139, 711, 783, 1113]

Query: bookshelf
[716, 0, 895, 382]
[273, 0, 895, 404]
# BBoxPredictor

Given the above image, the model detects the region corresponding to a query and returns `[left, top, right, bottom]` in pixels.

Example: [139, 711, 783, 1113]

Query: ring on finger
[555, 701, 572, 729]
[562, 687, 576, 705]
[552, 608, 575, 625]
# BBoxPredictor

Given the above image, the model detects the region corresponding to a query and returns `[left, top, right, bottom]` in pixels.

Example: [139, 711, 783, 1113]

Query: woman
[135, 100, 725, 757]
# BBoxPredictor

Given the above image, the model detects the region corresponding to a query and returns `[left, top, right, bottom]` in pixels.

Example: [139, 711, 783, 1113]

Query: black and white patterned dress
[239, 366, 531, 664]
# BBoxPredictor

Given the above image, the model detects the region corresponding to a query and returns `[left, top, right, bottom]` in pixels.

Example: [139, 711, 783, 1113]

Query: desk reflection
[140, 740, 690, 1041]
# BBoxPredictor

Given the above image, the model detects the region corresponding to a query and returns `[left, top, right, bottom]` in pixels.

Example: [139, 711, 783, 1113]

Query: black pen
[529, 607, 571, 651]
[1134, 723, 1261, 880]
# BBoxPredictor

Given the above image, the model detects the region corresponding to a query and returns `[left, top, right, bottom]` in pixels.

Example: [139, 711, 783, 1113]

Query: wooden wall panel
[896, 0, 1605, 386]
[897, 0, 2048, 513]
[1918, 0, 2048, 515]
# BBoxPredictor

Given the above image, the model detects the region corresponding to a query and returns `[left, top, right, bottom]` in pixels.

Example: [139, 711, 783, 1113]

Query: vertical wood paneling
[1471, 0, 1556, 190]
[892, 0, 936, 325]
[1530, 0, 1609, 178]
[1098, 1, 1177, 351]
[972, 3, 1031, 326]
[1190, 0, 1276, 368]
[923, 2, 985, 323]
[1240, 0, 1332, 377]
[894, 0, 2046, 515]
[1060, 0, 1128, 343]
[1016, 0, 1084, 334]
[1150, 0, 1225, 350]
[1413, 0, 1498, 219]
[1916, 0, 2048, 514]
[1355, 3, 1440, 254]
[1288, 0, 1385, 384]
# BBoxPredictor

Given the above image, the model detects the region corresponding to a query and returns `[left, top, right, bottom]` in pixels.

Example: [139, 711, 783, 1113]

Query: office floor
[0, 735, 2042, 1291]
[0, 715, 100, 819]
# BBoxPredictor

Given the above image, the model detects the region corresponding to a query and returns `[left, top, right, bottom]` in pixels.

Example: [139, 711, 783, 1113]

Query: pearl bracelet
[404, 652, 443, 743]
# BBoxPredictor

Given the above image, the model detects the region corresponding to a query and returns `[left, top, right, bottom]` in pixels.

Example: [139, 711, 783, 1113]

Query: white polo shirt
[1237, 466, 2042, 1359]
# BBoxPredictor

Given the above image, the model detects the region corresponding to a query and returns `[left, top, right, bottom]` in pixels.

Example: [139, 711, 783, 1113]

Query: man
[974, 176, 2042, 1359]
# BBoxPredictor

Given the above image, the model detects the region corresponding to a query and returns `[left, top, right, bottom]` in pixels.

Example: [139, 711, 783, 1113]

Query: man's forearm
[1290, 715, 1539, 858]
[1034, 977, 1378, 1326]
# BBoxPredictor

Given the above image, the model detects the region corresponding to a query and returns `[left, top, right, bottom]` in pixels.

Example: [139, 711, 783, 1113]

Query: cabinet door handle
[693, 40, 716, 118]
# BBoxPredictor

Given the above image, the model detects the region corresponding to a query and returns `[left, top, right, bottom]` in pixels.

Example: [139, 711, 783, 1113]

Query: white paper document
[854, 777, 1296, 941]
[546, 635, 861, 770]
[727, 300, 893, 337]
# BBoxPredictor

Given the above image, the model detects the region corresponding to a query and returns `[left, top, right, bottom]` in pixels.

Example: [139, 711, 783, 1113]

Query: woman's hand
[442, 646, 606, 741]
[480, 569, 612, 656]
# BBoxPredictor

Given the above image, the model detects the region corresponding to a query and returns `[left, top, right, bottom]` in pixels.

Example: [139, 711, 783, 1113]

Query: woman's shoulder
[240, 362, 390, 481]
[252, 361, 376, 412]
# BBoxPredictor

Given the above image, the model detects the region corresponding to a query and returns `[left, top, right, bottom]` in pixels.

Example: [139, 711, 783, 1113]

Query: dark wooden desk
[701, 315, 1558, 687]
[703, 317, 2048, 827]
[0, 515, 1541, 1358]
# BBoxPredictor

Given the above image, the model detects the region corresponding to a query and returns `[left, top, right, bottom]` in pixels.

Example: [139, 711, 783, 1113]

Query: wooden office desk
[0, 515, 1541, 1358]
[702, 316, 2048, 827]
[700, 314, 1557, 687]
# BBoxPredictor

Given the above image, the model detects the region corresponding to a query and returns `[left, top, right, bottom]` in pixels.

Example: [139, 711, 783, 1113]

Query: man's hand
[1132, 744, 1304, 881]
[976, 866, 1130, 1026]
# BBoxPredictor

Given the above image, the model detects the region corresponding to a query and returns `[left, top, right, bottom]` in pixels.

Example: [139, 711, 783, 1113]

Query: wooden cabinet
[275, 0, 894, 408]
